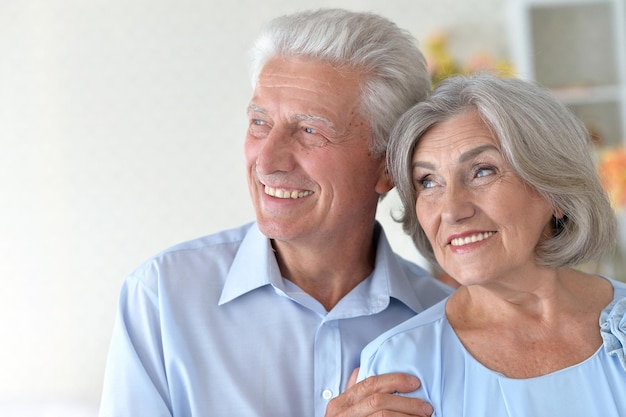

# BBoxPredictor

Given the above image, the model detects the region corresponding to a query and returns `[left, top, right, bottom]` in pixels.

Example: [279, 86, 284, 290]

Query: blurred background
[1, 0, 624, 415]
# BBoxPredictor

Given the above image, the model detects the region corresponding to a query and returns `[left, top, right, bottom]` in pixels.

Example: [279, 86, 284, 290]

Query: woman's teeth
[450, 231, 495, 246]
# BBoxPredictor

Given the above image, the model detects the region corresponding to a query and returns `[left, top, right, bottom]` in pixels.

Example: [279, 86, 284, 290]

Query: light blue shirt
[98, 222, 451, 417]
[359, 278, 626, 417]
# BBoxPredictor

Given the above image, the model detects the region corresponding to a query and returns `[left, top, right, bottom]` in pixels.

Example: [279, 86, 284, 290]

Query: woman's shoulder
[360, 298, 450, 365]
[378, 297, 449, 341]
[600, 278, 626, 372]
[609, 278, 626, 298]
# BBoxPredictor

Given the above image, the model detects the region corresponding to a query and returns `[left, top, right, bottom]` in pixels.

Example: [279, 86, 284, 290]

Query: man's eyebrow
[248, 105, 338, 134]
[247, 105, 332, 125]
[293, 114, 335, 129]
[247, 104, 267, 115]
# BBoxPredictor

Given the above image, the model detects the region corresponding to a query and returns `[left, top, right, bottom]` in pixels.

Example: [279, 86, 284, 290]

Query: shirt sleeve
[98, 271, 173, 417]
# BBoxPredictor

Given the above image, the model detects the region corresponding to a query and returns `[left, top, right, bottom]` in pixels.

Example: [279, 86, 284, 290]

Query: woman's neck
[445, 269, 613, 378]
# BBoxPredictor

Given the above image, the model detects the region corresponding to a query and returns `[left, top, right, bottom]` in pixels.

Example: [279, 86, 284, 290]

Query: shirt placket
[313, 319, 341, 417]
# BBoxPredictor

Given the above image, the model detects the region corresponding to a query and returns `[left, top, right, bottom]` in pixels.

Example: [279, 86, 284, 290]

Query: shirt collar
[218, 223, 280, 305]
[372, 223, 428, 314]
[218, 222, 426, 314]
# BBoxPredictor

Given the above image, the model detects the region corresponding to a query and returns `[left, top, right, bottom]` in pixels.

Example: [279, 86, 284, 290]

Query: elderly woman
[358, 74, 626, 416]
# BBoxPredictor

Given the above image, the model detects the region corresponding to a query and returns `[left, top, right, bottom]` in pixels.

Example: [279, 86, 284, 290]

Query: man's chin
[256, 219, 298, 241]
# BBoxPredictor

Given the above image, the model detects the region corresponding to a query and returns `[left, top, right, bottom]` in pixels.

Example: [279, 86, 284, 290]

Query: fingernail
[423, 403, 434, 416]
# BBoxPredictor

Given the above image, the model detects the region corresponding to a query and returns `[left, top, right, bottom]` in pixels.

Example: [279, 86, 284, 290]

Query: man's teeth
[264, 185, 313, 199]
[450, 232, 495, 246]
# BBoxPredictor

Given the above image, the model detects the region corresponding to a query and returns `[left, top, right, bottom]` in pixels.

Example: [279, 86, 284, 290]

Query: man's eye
[248, 119, 271, 138]
[298, 126, 328, 147]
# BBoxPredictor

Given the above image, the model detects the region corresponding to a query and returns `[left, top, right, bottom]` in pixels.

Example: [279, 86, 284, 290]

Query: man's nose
[255, 126, 296, 175]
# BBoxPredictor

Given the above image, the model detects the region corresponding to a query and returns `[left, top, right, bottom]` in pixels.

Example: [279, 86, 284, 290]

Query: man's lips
[264, 185, 314, 199]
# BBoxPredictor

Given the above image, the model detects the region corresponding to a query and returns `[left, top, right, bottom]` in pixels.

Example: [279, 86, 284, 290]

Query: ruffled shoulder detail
[600, 295, 626, 371]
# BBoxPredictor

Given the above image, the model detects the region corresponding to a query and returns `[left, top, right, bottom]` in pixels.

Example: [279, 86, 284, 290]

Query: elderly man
[99, 8, 450, 417]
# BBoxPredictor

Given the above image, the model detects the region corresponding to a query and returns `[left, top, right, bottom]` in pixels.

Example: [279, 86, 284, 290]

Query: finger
[325, 373, 422, 416]
[326, 371, 420, 416]
[328, 390, 433, 417]
[346, 368, 359, 389]
[355, 372, 421, 397]
[362, 394, 434, 417]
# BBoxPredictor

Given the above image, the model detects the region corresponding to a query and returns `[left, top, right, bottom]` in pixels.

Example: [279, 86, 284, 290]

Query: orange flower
[598, 147, 626, 209]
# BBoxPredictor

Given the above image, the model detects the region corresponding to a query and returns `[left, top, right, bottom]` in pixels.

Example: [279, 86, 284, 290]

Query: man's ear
[375, 163, 394, 194]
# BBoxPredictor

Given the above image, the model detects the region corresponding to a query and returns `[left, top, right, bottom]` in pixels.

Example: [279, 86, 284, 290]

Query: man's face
[244, 56, 391, 247]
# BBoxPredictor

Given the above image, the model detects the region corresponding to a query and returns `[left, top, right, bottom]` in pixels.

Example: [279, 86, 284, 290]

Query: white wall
[0, 0, 508, 410]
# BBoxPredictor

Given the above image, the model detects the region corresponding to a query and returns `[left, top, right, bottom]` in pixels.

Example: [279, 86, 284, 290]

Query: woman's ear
[553, 207, 565, 220]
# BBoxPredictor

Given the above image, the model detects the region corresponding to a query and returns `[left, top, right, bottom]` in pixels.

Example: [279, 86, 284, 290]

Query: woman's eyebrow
[412, 144, 499, 170]
[458, 144, 499, 163]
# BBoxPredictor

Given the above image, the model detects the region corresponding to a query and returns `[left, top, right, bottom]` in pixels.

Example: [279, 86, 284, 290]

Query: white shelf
[550, 85, 622, 105]
[509, 0, 626, 146]
[520, 0, 615, 7]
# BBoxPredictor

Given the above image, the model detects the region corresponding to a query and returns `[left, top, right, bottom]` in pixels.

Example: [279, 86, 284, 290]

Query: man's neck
[271, 227, 379, 311]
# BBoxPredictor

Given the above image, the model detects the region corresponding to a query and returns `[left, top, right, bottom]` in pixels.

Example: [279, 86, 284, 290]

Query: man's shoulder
[388, 252, 454, 306]
[127, 222, 258, 284]
[159, 222, 255, 254]
[392, 253, 431, 278]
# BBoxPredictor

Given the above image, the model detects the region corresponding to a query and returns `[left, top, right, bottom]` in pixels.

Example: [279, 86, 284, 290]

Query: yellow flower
[423, 32, 514, 86]
[424, 32, 461, 86]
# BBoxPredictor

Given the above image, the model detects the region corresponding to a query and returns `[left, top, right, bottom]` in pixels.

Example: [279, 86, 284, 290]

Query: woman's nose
[440, 184, 475, 224]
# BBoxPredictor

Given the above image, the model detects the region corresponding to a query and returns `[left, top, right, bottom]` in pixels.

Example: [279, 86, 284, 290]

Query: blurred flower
[463, 51, 515, 78]
[423, 32, 514, 86]
[424, 32, 461, 86]
[598, 147, 626, 209]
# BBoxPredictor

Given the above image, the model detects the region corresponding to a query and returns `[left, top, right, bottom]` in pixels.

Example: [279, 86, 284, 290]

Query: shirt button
[322, 389, 333, 400]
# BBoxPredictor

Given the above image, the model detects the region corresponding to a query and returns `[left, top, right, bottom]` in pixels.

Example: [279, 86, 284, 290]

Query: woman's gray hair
[388, 73, 616, 268]
[249, 8, 431, 156]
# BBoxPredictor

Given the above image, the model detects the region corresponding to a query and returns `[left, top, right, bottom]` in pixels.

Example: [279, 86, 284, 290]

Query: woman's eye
[422, 179, 435, 189]
[416, 176, 436, 190]
[475, 166, 495, 178]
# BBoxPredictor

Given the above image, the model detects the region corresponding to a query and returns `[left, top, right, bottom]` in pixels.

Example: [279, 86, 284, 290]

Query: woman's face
[412, 110, 554, 286]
